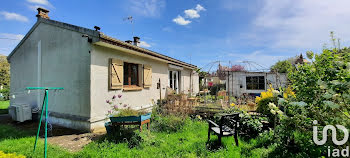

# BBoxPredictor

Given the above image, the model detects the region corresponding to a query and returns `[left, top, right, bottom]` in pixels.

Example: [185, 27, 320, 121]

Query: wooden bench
[207, 113, 239, 146]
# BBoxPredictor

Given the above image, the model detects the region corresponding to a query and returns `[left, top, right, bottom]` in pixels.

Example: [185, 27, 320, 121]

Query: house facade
[226, 71, 287, 97]
[7, 8, 199, 131]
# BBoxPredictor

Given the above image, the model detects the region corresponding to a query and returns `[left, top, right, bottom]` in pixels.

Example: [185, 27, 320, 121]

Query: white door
[169, 70, 180, 93]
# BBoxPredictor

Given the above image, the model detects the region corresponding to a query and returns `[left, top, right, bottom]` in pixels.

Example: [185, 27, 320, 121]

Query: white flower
[272, 90, 280, 96]
[268, 102, 277, 109]
[270, 109, 276, 115]
[277, 110, 283, 115]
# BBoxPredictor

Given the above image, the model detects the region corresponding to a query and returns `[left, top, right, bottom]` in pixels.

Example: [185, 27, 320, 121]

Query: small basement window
[246, 76, 265, 90]
[124, 62, 139, 87]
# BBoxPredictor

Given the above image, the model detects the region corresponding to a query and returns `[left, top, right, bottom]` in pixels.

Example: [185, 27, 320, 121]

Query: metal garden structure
[27, 87, 64, 158]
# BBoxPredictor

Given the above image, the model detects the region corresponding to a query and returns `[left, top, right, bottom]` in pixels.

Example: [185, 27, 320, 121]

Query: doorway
[169, 70, 180, 93]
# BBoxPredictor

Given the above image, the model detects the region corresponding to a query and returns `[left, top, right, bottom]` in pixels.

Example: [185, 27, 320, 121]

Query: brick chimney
[133, 36, 140, 46]
[36, 7, 49, 19]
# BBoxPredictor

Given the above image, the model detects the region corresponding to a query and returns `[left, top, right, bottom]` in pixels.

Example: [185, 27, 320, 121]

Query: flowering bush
[267, 102, 283, 120]
[0, 151, 25, 158]
[105, 95, 146, 117]
[283, 86, 296, 99]
[256, 85, 295, 104]
[263, 43, 350, 157]
[271, 47, 350, 157]
[255, 85, 295, 124]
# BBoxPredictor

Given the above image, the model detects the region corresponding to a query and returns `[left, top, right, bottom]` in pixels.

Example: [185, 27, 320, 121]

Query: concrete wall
[226, 72, 287, 97]
[9, 21, 92, 130]
[8, 18, 199, 131]
[90, 45, 199, 129]
[192, 72, 199, 94]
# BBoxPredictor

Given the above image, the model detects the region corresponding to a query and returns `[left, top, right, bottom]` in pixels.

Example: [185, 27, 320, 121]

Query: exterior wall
[226, 72, 287, 97]
[90, 45, 168, 129]
[90, 45, 199, 130]
[266, 73, 287, 89]
[9, 22, 92, 130]
[192, 72, 199, 94]
[180, 68, 195, 94]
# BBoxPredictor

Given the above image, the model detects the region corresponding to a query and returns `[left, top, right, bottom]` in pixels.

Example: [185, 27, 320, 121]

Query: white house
[7, 8, 199, 131]
[226, 71, 287, 97]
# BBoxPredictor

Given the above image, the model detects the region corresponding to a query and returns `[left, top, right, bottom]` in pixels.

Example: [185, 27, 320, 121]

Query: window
[246, 76, 265, 90]
[109, 58, 152, 90]
[124, 62, 139, 87]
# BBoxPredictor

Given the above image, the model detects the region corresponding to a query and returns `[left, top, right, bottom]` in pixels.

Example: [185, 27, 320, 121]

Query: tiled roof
[99, 33, 197, 69]
[8, 18, 197, 69]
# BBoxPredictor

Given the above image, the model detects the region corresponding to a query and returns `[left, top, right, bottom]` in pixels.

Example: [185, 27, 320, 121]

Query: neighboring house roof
[7, 17, 197, 69]
[293, 54, 310, 65]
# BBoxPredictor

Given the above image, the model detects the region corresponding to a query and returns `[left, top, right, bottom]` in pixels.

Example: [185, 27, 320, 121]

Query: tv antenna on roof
[123, 16, 134, 36]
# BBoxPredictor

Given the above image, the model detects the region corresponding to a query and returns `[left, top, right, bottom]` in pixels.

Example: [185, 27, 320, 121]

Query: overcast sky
[1, 0, 350, 71]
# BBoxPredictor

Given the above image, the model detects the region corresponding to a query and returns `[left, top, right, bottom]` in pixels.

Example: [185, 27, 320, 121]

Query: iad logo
[313, 120, 349, 157]
[313, 120, 349, 145]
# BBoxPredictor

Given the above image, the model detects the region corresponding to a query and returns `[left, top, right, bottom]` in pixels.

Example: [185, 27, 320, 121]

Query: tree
[270, 60, 292, 73]
[217, 64, 245, 80]
[0, 55, 10, 89]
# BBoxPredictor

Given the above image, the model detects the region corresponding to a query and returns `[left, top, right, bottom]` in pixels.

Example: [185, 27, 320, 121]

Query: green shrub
[269, 44, 350, 157]
[239, 113, 264, 139]
[209, 84, 225, 96]
[270, 60, 293, 73]
[256, 97, 277, 123]
[112, 108, 147, 117]
[128, 130, 156, 148]
[151, 114, 188, 133]
[255, 130, 275, 148]
[0, 88, 9, 101]
[222, 108, 265, 139]
[268, 117, 325, 157]
[217, 95, 224, 100]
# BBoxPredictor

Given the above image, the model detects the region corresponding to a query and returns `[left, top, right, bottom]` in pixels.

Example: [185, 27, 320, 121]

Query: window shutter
[109, 59, 123, 89]
[143, 65, 152, 88]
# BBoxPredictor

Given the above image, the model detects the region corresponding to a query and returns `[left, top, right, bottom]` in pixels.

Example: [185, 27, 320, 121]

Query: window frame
[123, 62, 139, 88]
[246, 76, 265, 90]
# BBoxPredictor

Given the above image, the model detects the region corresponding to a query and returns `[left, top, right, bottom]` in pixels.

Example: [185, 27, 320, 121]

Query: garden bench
[207, 113, 239, 146]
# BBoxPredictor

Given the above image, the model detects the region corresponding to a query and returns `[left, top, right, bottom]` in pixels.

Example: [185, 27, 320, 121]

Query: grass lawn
[0, 119, 274, 158]
[0, 100, 9, 114]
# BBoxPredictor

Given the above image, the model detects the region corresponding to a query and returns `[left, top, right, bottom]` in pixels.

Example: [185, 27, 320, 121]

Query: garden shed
[226, 71, 287, 97]
[7, 8, 199, 131]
